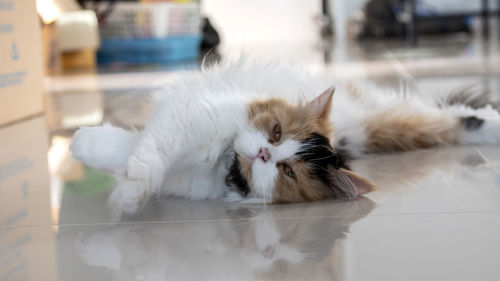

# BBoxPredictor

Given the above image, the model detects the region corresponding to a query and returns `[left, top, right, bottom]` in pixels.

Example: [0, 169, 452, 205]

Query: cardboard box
[0, 0, 44, 125]
[0, 116, 56, 280]
[0, 116, 52, 226]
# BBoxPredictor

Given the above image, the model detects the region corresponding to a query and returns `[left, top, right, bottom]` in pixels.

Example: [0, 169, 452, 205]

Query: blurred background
[1, 1, 500, 280]
[31, 0, 500, 130]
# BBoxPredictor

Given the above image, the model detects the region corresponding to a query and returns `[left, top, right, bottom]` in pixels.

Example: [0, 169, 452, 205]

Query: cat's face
[228, 87, 374, 203]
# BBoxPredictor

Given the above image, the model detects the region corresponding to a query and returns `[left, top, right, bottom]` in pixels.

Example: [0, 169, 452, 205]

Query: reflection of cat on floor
[352, 145, 490, 195]
[76, 198, 375, 281]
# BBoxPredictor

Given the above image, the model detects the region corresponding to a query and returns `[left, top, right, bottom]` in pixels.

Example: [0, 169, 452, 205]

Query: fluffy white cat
[70, 59, 500, 213]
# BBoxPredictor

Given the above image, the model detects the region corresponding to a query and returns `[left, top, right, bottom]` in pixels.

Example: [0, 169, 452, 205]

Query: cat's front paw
[109, 177, 149, 214]
[126, 156, 150, 181]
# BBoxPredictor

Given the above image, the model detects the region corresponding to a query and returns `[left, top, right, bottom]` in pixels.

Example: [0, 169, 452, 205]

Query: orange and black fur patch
[363, 104, 461, 153]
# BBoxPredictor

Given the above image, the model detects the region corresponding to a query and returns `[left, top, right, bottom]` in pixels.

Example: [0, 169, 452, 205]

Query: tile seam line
[474, 146, 499, 173]
[0, 215, 367, 230]
[1, 209, 500, 230]
[474, 146, 491, 163]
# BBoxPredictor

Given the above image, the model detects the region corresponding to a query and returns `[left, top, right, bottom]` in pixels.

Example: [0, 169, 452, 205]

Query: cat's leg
[70, 124, 140, 173]
[70, 124, 167, 213]
[109, 134, 168, 213]
[109, 176, 150, 214]
[125, 136, 167, 192]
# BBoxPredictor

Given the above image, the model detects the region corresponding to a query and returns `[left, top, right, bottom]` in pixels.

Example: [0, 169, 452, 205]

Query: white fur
[460, 119, 500, 144]
[233, 128, 269, 161]
[70, 59, 500, 212]
[70, 124, 139, 174]
[250, 162, 278, 201]
[233, 126, 301, 200]
[249, 139, 301, 200]
[273, 139, 301, 162]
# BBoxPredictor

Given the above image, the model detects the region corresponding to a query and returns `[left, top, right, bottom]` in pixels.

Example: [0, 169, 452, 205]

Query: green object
[64, 167, 115, 198]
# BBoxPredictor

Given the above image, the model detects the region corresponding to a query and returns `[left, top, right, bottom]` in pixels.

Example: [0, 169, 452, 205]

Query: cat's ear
[339, 168, 375, 196]
[321, 167, 375, 200]
[307, 86, 335, 120]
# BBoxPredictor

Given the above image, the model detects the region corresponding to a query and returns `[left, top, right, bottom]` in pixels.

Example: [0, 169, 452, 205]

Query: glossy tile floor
[2, 35, 500, 281]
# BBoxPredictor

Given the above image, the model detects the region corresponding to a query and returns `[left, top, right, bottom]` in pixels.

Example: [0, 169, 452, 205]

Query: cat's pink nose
[257, 147, 270, 162]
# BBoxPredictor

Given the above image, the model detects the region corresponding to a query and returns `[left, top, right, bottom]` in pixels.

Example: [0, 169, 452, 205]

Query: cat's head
[228, 87, 375, 203]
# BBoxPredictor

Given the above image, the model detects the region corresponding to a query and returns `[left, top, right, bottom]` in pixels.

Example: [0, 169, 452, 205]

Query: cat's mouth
[242, 154, 257, 164]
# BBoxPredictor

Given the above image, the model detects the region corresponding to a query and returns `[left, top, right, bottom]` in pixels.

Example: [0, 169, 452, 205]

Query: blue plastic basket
[97, 36, 201, 65]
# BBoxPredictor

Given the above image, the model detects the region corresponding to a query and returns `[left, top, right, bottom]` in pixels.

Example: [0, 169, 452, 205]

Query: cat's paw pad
[108, 178, 149, 214]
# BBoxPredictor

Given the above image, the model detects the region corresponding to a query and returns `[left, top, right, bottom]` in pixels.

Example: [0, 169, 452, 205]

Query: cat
[70, 59, 500, 213]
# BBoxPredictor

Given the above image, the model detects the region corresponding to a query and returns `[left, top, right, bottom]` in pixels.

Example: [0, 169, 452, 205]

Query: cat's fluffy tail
[339, 85, 500, 156]
[70, 124, 140, 174]
[441, 86, 500, 112]
[441, 87, 500, 145]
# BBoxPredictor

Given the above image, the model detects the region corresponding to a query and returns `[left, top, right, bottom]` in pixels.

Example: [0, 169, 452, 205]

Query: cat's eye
[272, 124, 281, 142]
[279, 163, 295, 179]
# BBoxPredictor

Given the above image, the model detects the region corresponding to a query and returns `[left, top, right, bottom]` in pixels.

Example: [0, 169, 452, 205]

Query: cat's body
[70, 60, 500, 213]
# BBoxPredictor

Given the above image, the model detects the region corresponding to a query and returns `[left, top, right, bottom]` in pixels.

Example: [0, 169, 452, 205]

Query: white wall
[201, 0, 322, 47]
